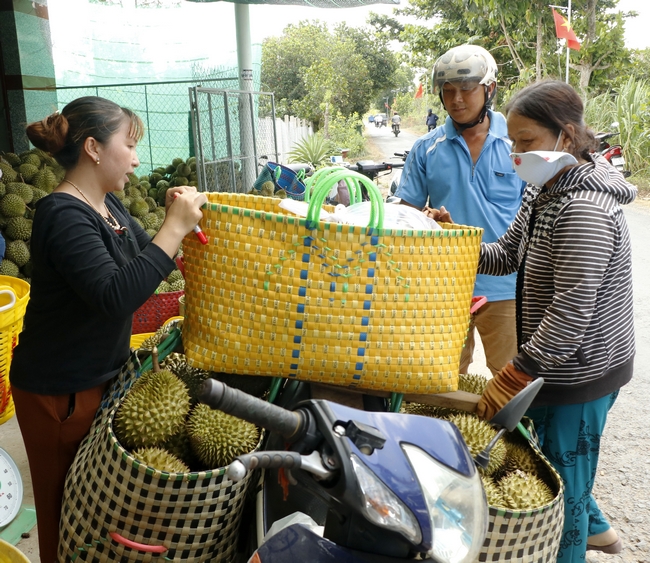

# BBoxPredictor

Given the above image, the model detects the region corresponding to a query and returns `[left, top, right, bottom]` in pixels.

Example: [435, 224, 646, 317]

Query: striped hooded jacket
[478, 154, 636, 406]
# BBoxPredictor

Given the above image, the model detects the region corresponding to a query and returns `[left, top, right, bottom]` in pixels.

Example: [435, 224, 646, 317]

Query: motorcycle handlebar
[199, 379, 307, 442]
[346, 162, 404, 174]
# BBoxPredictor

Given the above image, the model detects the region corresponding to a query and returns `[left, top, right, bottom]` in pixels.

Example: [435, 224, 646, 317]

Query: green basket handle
[305, 167, 351, 202]
[305, 166, 364, 206]
[306, 169, 384, 230]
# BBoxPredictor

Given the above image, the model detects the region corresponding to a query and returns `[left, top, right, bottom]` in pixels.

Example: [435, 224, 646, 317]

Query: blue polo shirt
[396, 110, 525, 302]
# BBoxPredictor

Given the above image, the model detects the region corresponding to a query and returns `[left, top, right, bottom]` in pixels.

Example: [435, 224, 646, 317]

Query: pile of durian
[402, 373, 557, 511]
[0, 151, 197, 285]
[114, 331, 260, 474]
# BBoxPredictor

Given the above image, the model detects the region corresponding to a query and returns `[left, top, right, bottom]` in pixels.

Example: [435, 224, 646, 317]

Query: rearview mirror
[490, 377, 544, 431]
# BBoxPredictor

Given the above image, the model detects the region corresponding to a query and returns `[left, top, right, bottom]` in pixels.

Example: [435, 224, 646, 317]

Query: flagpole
[565, 0, 571, 83]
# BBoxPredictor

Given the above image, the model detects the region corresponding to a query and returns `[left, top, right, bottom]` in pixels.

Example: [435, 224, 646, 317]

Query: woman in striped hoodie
[475, 80, 636, 560]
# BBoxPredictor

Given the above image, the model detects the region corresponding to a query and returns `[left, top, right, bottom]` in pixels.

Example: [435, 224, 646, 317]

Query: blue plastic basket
[252, 162, 306, 201]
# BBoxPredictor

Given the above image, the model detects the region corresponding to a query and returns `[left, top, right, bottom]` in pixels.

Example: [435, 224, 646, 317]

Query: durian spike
[152, 346, 161, 373]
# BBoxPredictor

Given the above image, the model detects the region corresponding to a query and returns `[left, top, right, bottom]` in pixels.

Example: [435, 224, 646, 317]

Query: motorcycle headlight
[350, 454, 422, 545]
[403, 444, 488, 563]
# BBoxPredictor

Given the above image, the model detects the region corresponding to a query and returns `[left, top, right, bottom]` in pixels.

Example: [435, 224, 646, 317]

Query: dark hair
[504, 80, 597, 160]
[25, 96, 144, 169]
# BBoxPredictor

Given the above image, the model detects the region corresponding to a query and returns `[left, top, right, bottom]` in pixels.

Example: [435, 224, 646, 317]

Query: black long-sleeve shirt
[10, 192, 174, 395]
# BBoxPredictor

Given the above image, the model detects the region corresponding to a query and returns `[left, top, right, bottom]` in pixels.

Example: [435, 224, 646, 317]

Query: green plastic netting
[187, 0, 398, 6]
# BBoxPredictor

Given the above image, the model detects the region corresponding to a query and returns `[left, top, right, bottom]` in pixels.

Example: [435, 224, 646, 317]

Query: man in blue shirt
[397, 44, 525, 376]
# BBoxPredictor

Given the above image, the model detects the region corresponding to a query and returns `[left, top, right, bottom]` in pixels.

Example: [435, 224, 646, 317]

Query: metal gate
[189, 86, 278, 193]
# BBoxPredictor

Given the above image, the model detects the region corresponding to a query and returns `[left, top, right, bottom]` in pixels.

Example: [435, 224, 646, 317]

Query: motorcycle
[392, 122, 401, 137]
[387, 151, 409, 203]
[325, 159, 406, 205]
[595, 122, 631, 178]
[198, 376, 543, 563]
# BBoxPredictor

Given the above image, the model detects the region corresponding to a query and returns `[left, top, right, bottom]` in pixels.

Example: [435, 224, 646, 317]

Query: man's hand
[476, 363, 533, 421]
[423, 205, 452, 223]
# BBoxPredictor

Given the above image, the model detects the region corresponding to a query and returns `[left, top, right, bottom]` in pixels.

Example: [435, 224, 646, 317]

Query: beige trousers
[459, 299, 518, 376]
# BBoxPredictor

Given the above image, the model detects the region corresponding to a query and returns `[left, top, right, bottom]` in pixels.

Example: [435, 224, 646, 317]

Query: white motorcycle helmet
[432, 45, 498, 130]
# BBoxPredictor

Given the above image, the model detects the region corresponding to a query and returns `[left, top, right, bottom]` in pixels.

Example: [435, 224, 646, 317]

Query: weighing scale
[0, 446, 36, 545]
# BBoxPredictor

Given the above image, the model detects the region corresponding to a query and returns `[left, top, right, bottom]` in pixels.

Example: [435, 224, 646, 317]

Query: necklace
[63, 179, 123, 230]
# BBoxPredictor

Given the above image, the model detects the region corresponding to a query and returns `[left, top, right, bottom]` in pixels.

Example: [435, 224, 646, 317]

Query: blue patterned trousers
[527, 391, 619, 563]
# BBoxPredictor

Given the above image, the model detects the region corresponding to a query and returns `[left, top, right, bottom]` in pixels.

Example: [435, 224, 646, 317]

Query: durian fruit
[401, 402, 461, 420]
[481, 474, 506, 508]
[156, 280, 172, 293]
[447, 413, 507, 476]
[5, 240, 30, 267]
[169, 279, 184, 292]
[5, 217, 32, 241]
[260, 181, 275, 197]
[503, 442, 541, 475]
[20, 152, 41, 167]
[167, 269, 184, 285]
[162, 426, 196, 469]
[0, 161, 19, 183]
[458, 373, 489, 395]
[499, 469, 555, 510]
[32, 166, 58, 193]
[5, 182, 34, 203]
[139, 325, 172, 351]
[17, 163, 38, 183]
[132, 446, 190, 474]
[1, 153, 21, 167]
[161, 352, 210, 405]
[130, 198, 150, 218]
[0, 194, 27, 217]
[0, 260, 20, 277]
[186, 404, 260, 470]
[113, 369, 191, 449]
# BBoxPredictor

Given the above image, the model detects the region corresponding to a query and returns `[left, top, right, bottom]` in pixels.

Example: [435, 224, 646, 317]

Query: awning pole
[236, 4, 256, 191]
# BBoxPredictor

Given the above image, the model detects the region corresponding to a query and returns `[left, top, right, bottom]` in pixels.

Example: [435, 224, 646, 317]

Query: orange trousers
[12, 383, 107, 563]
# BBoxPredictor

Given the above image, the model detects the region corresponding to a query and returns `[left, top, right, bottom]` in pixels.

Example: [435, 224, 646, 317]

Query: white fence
[260, 115, 313, 164]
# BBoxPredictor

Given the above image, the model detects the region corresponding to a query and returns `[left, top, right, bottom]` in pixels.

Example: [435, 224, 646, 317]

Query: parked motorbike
[324, 159, 405, 205]
[392, 123, 401, 137]
[387, 151, 409, 203]
[595, 122, 631, 177]
[199, 377, 543, 563]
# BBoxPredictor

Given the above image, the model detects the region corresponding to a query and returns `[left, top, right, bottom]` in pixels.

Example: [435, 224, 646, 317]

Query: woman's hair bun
[26, 111, 69, 155]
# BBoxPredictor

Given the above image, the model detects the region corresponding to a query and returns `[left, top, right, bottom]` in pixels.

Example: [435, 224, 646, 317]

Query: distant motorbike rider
[426, 108, 439, 131]
[375, 114, 384, 128]
[391, 112, 401, 125]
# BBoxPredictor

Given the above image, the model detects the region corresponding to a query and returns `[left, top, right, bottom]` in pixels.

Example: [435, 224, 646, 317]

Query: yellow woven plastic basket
[0, 276, 30, 425]
[182, 177, 483, 394]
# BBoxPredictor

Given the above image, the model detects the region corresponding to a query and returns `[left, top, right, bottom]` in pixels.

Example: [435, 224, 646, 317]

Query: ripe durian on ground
[186, 403, 260, 470]
[499, 469, 555, 510]
[113, 369, 191, 450]
[447, 413, 507, 476]
[132, 447, 190, 474]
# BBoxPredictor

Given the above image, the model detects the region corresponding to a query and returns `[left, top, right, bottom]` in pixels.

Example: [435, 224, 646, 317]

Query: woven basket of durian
[132, 267, 185, 334]
[59, 328, 263, 563]
[402, 372, 565, 563]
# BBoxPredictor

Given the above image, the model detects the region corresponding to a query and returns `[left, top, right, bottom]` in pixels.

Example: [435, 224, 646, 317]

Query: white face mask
[510, 132, 578, 187]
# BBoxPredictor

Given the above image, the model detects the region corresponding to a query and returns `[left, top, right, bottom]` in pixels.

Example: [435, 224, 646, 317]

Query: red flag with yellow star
[552, 8, 581, 51]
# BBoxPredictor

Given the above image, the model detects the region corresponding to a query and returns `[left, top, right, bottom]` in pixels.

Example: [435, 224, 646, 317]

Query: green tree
[261, 20, 402, 129]
[385, 0, 635, 95]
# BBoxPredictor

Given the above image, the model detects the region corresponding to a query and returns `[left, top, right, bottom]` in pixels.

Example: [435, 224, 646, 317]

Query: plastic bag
[333, 201, 442, 230]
